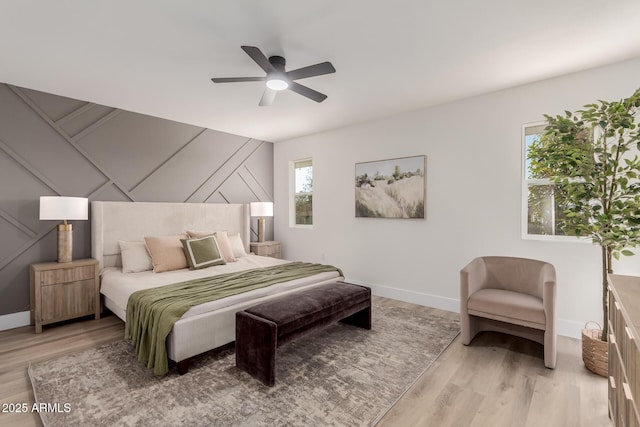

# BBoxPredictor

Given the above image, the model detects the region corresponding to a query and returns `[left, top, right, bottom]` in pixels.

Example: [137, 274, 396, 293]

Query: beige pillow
[144, 234, 189, 273]
[186, 230, 214, 239]
[187, 230, 236, 262]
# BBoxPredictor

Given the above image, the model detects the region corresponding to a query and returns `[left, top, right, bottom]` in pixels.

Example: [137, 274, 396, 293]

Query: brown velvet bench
[235, 282, 371, 386]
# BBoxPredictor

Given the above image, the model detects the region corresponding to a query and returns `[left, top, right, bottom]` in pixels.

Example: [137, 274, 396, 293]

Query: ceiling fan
[211, 46, 336, 106]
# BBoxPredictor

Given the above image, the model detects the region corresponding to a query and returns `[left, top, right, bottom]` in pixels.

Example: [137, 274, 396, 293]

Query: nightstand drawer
[40, 279, 97, 322]
[37, 265, 96, 285]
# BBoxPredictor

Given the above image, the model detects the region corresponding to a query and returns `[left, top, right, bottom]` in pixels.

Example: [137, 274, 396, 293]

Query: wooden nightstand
[250, 241, 282, 259]
[30, 258, 100, 333]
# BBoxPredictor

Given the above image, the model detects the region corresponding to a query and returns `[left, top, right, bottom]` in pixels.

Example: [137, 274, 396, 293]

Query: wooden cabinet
[250, 241, 282, 259]
[30, 258, 100, 333]
[608, 274, 640, 427]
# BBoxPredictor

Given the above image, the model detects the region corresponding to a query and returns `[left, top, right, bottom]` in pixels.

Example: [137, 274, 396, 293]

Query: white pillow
[228, 233, 248, 258]
[118, 240, 153, 273]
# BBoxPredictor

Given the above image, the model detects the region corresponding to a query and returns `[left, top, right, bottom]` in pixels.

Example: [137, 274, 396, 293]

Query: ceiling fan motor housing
[268, 55, 286, 71]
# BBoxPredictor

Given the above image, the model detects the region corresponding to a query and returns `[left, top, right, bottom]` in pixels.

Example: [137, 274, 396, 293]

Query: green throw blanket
[125, 262, 343, 376]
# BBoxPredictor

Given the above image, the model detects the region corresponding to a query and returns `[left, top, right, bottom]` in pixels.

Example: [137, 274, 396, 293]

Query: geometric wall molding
[0, 83, 273, 316]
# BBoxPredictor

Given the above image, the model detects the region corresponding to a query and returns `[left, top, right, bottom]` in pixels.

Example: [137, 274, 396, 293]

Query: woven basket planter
[581, 322, 608, 377]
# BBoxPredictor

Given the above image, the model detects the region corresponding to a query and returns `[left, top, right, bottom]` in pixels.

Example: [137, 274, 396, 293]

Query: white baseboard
[0, 310, 30, 331]
[556, 319, 584, 340]
[346, 279, 460, 313]
[347, 279, 583, 339]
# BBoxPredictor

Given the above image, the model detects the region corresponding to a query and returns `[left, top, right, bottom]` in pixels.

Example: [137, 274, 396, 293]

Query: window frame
[290, 158, 313, 228]
[521, 122, 587, 242]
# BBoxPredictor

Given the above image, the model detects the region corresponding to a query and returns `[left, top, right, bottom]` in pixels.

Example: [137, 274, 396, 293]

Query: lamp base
[57, 223, 73, 263]
[257, 218, 266, 243]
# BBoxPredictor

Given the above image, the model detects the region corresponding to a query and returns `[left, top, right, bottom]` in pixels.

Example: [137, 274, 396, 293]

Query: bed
[91, 201, 343, 373]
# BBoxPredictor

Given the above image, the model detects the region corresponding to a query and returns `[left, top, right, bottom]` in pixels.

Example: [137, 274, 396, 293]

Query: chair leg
[544, 330, 557, 369]
[460, 312, 477, 345]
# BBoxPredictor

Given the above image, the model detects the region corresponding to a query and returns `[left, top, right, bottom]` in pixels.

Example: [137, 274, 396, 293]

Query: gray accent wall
[0, 84, 274, 317]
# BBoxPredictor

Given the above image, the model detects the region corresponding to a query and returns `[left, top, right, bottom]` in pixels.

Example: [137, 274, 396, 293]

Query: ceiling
[1, 1, 640, 142]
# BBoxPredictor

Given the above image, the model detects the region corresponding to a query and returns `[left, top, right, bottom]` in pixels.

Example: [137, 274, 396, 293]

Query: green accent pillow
[180, 236, 226, 270]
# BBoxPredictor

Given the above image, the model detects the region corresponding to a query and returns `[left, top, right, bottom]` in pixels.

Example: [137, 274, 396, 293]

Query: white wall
[274, 57, 640, 338]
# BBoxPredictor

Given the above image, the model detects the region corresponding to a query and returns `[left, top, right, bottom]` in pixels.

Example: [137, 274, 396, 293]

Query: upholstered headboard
[91, 201, 250, 272]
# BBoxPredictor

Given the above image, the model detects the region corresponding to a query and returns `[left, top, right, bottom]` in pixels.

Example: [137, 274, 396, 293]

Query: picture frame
[355, 155, 426, 219]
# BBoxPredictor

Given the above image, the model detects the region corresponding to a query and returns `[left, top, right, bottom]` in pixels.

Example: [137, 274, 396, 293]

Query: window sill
[521, 234, 592, 244]
[291, 224, 313, 229]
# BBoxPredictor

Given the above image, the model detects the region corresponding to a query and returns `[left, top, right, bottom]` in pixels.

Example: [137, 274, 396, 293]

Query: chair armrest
[460, 257, 488, 308]
[541, 263, 556, 322]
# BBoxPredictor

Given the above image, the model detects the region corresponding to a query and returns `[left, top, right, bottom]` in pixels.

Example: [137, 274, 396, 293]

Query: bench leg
[340, 305, 371, 330]
[236, 311, 278, 387]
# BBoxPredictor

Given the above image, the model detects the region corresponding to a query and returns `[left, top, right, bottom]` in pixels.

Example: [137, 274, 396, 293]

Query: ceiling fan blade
[211, 77, 265, 83]
[259, 88, 277, 106]
[287, 62, 336, 81]
[288, 82, 328, 103]
[241, 46, 275, 73]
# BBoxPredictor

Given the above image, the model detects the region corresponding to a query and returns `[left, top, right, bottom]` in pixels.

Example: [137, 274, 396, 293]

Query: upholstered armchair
[460, 256, 557, 368]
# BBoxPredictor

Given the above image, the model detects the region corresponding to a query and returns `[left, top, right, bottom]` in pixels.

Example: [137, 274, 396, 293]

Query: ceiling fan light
[266, 77, 289, 91]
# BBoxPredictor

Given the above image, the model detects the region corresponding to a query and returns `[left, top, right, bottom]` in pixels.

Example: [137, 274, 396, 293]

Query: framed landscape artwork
[355, 155, 426, 219]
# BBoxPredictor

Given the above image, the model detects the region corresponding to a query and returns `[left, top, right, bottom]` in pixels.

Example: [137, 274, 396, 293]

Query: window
[292, 159, 313, 226]
[522, 123, 575, 239]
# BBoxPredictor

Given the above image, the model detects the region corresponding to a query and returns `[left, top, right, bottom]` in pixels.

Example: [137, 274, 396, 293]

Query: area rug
[29, 298, 459, 427]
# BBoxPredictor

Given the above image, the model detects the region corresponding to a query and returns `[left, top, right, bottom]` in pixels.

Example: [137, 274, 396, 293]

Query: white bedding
[101, 254, 342, 321]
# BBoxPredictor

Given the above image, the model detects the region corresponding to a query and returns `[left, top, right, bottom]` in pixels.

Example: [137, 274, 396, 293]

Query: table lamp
[250, 202, 273, 243]
[39, 196, 88, 263]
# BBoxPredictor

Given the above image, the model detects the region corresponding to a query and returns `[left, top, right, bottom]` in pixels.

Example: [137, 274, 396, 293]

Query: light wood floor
[0, 301, 610, 427]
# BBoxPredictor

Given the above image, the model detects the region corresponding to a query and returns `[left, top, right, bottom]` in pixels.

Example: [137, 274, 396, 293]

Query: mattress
[100, 254, 342, 321]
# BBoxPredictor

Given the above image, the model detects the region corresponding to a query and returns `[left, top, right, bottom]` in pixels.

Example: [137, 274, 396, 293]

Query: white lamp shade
[39, 196, 88, 221]
[250, 202, 273, 217]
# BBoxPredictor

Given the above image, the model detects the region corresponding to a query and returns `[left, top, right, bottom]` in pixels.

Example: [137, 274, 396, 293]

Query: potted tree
[528, 88, 640, 376]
